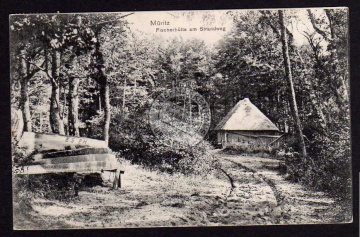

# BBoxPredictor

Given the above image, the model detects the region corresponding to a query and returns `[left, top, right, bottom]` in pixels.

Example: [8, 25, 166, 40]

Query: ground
[13, 151, 352, 229]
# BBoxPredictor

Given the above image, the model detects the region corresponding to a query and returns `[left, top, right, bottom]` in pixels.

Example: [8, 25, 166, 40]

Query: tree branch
[307, 9, 331, 41]
[28, 60, 46, 78]
[20, 56, 52, 79]
[324, 9, 335, 39]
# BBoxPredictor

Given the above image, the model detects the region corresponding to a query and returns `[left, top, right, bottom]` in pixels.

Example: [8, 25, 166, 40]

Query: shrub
[115, 133, 219, 176]
[283, 125, 351, 199]
[13, 145, 38, 220]
[109, 103, 219, 176]
[13, 174, 35, 219]
[25, 173, 80, 200]
[14, 172, 105, 201]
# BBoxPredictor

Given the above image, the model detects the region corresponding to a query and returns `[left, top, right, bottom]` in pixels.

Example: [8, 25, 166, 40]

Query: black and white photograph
[10, 8, 352, 229]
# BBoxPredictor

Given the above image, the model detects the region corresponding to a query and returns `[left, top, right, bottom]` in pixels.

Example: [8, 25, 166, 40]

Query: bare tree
[278, 10, 307, 158]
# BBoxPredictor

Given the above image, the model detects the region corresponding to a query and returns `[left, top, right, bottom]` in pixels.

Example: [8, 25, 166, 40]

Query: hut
[215, 98, 282, 149]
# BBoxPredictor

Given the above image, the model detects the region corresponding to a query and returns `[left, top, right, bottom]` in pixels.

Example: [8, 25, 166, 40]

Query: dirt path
[215, 152, 351, 224]
[207, 158, 277, 225]
[14, 153, 351, 229]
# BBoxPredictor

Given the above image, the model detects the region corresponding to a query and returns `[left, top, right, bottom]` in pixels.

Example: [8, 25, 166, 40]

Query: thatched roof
[215, 98, 279, 131]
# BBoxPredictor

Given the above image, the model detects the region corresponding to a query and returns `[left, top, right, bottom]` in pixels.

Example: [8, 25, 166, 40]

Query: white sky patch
[124, 9, 334, 49]
[288, 9, 319, 46]
[127, 10, 234, 46]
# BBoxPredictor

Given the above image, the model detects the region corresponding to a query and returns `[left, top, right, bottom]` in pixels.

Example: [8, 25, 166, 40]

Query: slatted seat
[36, 147, 112, 159]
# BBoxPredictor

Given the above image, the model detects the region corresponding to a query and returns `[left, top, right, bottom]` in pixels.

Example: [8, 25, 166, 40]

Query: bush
[283, 126, 351, 199]
[115, 133, 219, 176]
[14, 172, 105, 201]
[13, 174, 35, 218]
[24, 173, 80, 200]
[109, 103, 219, 176]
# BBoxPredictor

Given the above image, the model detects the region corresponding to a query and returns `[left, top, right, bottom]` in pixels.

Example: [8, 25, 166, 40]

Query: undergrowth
[277, 128, 351, 201]
[109, 104, 220, 176]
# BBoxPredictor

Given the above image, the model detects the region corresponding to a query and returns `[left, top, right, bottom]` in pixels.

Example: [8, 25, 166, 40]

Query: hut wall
[217, 130, 282, 149]
[217, 131, 228, 146]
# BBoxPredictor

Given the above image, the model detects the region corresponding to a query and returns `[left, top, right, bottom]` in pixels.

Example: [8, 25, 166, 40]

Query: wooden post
[119, 170, 124, 188]
[112, 169, 124, 189]
[112, 169, 120, 189]
[72, 173, 82, 197]
[224, 131, 227, 147]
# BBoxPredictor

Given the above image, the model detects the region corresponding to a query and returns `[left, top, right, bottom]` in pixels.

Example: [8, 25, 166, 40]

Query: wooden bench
[15, 132, 124, 190]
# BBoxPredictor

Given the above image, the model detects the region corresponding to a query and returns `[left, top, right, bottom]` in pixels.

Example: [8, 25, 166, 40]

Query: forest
[10, 9, 350, 199]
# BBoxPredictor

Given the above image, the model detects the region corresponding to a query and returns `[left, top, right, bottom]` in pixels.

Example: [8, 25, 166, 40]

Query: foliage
[119, 138, 219, 176]
[23, 173, 80, 201]
[283, 124, 351, 198]
[14, 172, 105, 202]
[109, 102, 219, 176]
[12, 144, 35, 218]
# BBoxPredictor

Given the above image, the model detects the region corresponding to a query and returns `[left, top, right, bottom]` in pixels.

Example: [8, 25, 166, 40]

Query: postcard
[10, 8, 351, 229]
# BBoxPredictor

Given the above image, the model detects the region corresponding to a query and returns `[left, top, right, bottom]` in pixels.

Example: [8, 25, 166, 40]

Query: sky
[124, 9, 328, 47]
[126, 10, 234, 47]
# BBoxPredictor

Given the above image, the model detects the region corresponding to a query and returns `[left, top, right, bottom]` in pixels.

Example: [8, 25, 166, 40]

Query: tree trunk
[68, 77, 80, 136]
[100, 82, 111, 145]
[279, 10, 307, 158]
[50, 82, 65, 135]
[308, 85, 327, 130]
[20, 78, 32, 132]
[93, 30, 111, 145]
[19, 55, 32, 132]
[49, 50, 65, 135]
[122, 77, 126, 112]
